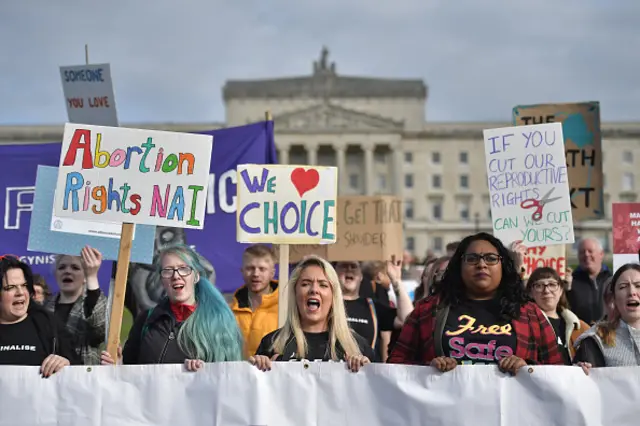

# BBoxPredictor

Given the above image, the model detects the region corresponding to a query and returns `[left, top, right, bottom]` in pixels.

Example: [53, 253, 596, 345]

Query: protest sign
[484, 122, 575, 247]
[54, 123, 213, 229]
[28, 166, 155, 264]
[236, 164, 338, 244]
[513, 102, 603, 221]
[0, 363, 638, 426]
[273, 196, 403, 262]
[60, 64, 118, 127]
[612, 203, 640, 271]
[522, 245, 567, 279]
[329, 195, 403, 261]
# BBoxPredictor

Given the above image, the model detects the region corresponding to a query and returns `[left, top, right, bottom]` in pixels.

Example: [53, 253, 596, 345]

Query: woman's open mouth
[306, 298, 321, 312]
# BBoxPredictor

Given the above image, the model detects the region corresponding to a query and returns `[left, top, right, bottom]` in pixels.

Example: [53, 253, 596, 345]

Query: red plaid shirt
[387, 296, 564, 365]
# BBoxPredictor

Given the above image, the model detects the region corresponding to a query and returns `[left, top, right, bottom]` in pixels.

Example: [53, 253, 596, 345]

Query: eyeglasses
[462, 253, 502, 266]
[160, 266, 194, 279]
[532, 281, 560, 293]
[2, 283, 28, 293]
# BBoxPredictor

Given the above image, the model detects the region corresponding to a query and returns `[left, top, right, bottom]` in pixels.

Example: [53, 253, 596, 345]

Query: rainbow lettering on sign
[60, 127, 204, 226]
[237, 166, 336, 241]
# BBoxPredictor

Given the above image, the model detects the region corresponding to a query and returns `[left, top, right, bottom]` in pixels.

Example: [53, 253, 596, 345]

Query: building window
[460, 175, 469, 189]
[432, 174, 442, 188]
[433, 237, 443, 252]
[623, 172, 635, 191]
[405, 174, 414, 188]
[431, 152, 441, 164]
[349, 174, 359, 189]
[377, 174, 387, 191]
[406, 236, 415, 252]
[603, 173, 606, 189]
[623, 151, 633, 164]
[405, 199, 414, 219]
[404, 152, 413, 164]
[432, 203, 442, 220]
[375, 152, 386, 164]
[459, 151, 468, 164]
[459, 202, 470, 221]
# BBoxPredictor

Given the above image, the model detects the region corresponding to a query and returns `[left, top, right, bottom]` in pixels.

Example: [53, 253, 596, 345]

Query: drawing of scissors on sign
[520, 188, 562, 222]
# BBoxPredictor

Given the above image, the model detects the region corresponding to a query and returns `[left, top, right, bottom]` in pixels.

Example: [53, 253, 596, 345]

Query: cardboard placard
[522, 245, 567, 280]
[328, 195, 403, 262]
[512, 102, 603, 221]
[484, 123, 574, 247]
[54, 123, 213, 229]
[236, 164, 338, 244]
[272, 195, 403, 263]
[612, 203, 640, 272]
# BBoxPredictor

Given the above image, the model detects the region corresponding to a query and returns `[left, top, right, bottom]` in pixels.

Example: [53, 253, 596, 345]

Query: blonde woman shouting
[249, 256, 375, 372]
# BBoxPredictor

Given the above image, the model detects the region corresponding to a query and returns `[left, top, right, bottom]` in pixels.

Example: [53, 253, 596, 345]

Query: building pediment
[275, 103, 404, 133]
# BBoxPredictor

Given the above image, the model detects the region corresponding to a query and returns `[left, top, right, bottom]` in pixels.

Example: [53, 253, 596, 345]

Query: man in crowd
[566, 238, 612, 324]
[337, 259, 413, 362]
[231, 245, 279, 357]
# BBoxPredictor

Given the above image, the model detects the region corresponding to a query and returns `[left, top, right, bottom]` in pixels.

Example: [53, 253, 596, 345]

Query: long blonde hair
[271, 256, 362, 360]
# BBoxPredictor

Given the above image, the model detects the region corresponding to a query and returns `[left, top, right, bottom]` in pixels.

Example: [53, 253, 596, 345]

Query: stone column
[335, 145, 347, 194]
[363, 145, 375, 195]
[393, 146, 404, 196]
[278, 146, 289, 165]
[307, 144, 318, 165]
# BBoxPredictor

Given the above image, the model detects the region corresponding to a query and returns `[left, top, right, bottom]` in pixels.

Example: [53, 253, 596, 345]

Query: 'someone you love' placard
[54, 123, 213, 229]
[236, 164, 338, 244]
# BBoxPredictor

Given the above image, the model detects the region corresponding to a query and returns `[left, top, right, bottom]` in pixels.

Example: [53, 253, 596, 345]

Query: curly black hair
[432, 232, 530, 321]
[0, 255, 35, 297]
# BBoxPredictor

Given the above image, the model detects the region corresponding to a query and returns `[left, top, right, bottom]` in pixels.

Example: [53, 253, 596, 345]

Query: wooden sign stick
[265, 110, 290, 327]
[105, 223, 135, 362]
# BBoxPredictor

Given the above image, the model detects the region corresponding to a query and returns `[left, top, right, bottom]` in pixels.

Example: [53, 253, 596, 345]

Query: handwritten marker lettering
[483, 122, 575, 247]
[236, 165, 338, 244]
[55, 123, 212, 229]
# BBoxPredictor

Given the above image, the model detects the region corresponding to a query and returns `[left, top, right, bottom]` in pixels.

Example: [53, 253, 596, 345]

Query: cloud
[0, 0, 638, 124]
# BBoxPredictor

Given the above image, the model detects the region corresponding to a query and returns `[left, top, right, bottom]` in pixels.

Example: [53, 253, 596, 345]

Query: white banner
[0, 363, 638, 426]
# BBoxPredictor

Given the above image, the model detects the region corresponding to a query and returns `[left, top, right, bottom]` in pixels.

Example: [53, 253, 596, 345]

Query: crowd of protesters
[2, 231, 638, 380]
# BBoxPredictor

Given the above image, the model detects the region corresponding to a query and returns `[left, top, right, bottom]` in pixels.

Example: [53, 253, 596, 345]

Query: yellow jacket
[231, 281, 279, 358]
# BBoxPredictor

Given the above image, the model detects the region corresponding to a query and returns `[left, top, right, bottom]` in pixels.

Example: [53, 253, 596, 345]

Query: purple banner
[0, 121, 277, 310]
[0, 143, 113, 292]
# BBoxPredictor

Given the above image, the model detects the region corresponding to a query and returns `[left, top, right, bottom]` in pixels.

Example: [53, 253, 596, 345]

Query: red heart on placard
[290, 168, 320, 197]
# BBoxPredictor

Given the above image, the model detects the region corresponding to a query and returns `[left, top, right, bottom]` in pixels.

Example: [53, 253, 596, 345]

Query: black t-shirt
[54, 288, 101, 326]
[344, 298, 396, 356]
[0, 318, 48, 366]
[443, 298, 518, 365]
[255, 329, 377, 362]
[548, 316, 571, 365]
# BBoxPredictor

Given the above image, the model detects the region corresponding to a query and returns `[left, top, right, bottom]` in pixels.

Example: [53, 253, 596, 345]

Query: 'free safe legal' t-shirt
[0, 318, 48, 366]
[443, 298, 517, 365]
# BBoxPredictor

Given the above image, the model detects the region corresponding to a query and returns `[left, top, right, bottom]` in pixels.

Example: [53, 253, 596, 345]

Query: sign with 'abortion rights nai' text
[53, 123, 213, 229]
[236, 164, 337, 244]
[484, 122, 575, 247]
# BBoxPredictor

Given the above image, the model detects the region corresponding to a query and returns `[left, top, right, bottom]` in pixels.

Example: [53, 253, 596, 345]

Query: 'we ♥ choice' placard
[236, 164, 338, 244]
[53, 123, 213, 229]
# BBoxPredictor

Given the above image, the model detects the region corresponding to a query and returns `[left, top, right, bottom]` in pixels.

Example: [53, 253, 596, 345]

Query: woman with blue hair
[101, 244, 243, 370]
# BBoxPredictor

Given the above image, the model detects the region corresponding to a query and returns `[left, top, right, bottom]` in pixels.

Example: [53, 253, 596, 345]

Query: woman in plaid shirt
[387, 233, 563, 373]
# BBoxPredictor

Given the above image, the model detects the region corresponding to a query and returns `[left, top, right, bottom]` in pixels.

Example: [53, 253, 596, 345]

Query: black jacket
[122, 299, 188, 365]
[566, 266, 612, 325]
[11, 304, 82, 365]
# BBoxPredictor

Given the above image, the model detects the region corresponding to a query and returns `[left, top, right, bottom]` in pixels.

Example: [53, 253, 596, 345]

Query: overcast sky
[1, 0, 638, 125]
